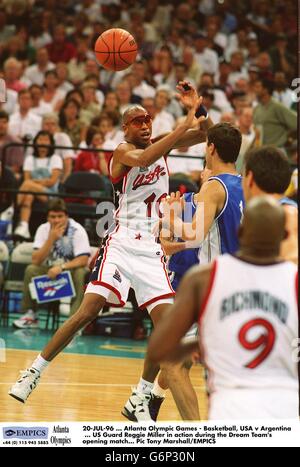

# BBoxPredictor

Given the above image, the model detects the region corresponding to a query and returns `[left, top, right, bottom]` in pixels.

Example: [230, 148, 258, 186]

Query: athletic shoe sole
[121, 407, 138, 422]
[8, 392, 25, 403]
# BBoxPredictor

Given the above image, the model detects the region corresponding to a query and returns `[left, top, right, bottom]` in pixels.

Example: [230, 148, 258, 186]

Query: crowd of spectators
[0, 0, 298, 239]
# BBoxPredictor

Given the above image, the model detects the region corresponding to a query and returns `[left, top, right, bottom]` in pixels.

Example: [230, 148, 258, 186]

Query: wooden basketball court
[0, 348, 208, 422]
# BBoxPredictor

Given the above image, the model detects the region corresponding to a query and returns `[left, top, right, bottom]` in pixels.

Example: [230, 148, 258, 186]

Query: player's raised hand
[176, 81, 200, 109]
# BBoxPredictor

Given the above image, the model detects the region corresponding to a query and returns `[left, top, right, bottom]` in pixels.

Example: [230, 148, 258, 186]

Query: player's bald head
[239, 195, 286, 256]
[122, 105, 147, 124]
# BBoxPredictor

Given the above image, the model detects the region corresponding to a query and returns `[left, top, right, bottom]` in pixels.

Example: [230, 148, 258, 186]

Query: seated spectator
[13, 198, 90, 329]
[142, 89, 175, 138]
[236, 107, 260, 173]
[131, 61, 156, 99]
[273, 71, 297, 109]
[29, 84, 53, 117]
[115, 80, 139, 114]
[14, 130, 63, 239]
[91, 112, 123, 149]
[182, 46, 202, 86]
[68, 36, 90, 86]
[102, 91, 120, 116]
[227, 50, 249, 88]
[8, 89, 42, 140]
[168, 117, 206, 184]
[42, 113, 75, 182]
[194, 33, 219, 75]
[268, 33, 296, 79]
[3, 57, 27, 93]
[0, 8, 15, 44]
[1, 87, 18, 115]
[46, 24, 77, 64]
[74, 127, 108, 176]
[56, 62, 74, 95]
[0, 110, 24, 178]
[200, 88, 222, 123]
[198, 72, 232, 112]
[80, 82, 102, 126]
[40, 70, 66, 112]
[58, 98, 86, 148]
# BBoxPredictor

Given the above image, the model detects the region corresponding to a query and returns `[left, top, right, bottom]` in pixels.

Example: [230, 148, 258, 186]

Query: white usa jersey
[199, 255, 298, 419]
[108, 152, 169, 234]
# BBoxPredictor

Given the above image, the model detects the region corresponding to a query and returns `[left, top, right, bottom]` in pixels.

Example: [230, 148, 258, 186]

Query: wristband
[195, 104, 208, 119]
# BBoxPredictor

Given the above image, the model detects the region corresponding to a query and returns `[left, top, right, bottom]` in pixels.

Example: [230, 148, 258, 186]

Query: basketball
[94, 28, 138, 72]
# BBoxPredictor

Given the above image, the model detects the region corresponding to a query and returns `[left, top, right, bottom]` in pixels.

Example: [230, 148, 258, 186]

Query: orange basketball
[94, 28, 138, 72]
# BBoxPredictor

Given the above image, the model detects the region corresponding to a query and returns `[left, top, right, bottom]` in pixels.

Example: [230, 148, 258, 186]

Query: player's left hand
[176, 81, 201, 110]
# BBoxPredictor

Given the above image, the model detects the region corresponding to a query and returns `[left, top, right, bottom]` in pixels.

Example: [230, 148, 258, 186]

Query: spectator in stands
[14, 130, 63, 239]
[194, 33, 219, 75]
[0, 110, 24, 178]
[41, 70, 66, 112]
[168, 117, 206, 185]
[253, 77, 297, 147]
[115, 80, 136, 114]
[268, 33, 296, 79]
[236, 107, 260, 174]
[142, 89, 175, 138]
[55, 62, 74, 95]
[200, 88, 221, 123]
[182, 46, 202, 86]
[131, 61, 156, 99]
[42, 113, 75, 182]
[91, 112, 123, 149]
[13, 198, 90, 329]
[8, 89, 42, 140]
[273, 71, 296, 109]
[255, 51, 273, 80]
[58, 98, 86, 148]
[22, 47, 55, 87]
[68, 36, 90, 86]
[3, 57, 27, 93]
[227, 50, 248, 88]
[74, 127, 108, 176]
[199, 72, 232, 112]
[29, 84, 53, 117]
[46, 24, 77, 64]
[80, 82, 102, 126]
[0, 8, 15, 44]
[102, 91, 120, 115]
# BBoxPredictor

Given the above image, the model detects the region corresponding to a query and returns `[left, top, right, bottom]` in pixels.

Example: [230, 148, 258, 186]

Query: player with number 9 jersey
[199, 254, 298, 419]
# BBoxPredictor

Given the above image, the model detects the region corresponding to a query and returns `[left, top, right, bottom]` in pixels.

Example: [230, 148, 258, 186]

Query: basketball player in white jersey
[148, 196, 298, 419]
[242, 146, 297, 265]
[9, 82, 213, 422]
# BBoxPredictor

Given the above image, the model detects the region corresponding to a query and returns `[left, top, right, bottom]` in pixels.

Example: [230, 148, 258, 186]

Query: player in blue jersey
[151, 123, 245, 420]
[242, 146, 297, 264]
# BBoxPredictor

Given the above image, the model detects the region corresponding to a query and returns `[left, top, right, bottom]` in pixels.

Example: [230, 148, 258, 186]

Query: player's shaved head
[239, 195, 286, 258]
[122, 105, 147, 124]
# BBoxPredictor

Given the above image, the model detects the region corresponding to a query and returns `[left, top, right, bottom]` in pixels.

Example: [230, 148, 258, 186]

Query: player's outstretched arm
[114, 100, 202, 169]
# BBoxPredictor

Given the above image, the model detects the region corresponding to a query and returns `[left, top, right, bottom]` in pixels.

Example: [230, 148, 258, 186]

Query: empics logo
[3, 427, 48, 439]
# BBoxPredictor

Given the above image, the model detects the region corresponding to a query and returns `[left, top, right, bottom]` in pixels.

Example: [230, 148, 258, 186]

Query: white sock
[152, 379, 166, 398]
[136, 377, 154, 395]
[20, 221, 29, 227]
[31, 354, 49, 374]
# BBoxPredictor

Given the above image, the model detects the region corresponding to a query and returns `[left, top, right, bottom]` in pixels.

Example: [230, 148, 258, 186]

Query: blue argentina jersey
[168, 192, 199, 290]
[199, 174, 244, 264]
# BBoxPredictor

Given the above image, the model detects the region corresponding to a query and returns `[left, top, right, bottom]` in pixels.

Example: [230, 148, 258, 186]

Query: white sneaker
[8, 368, 40, 403]
[14, 222, 30, 239]
[122, 388, 152, 422]
[13, 310, 39, 329]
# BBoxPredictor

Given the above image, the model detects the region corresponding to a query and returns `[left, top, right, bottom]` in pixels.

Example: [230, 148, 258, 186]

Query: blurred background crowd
[0, 0, 298, 240]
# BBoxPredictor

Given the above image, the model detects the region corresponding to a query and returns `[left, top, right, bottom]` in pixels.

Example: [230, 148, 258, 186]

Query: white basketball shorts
[86, 225, 175, 312]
